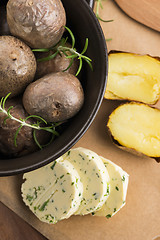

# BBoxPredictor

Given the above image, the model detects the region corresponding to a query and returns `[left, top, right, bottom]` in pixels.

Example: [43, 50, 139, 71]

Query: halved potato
[107, 102, 160, 160]
[105, 52, 160, 104]
[104, 90, 122, 100]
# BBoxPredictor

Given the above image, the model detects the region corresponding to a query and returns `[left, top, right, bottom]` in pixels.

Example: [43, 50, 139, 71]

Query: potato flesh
[107, 103, 160, 157]
[104, 90, 121, 100]
[105, 53, 160, 104]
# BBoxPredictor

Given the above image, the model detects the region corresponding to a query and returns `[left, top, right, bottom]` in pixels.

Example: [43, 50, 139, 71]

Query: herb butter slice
[94, 157, 129, 218]
[21, 158, 83, 224]
[62, 147, 110, 215]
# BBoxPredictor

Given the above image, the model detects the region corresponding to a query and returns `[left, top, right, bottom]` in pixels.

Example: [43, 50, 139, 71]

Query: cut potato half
[104, 90, 122, 100]
[105, 52, 160, 104]
[107, 102, 160, 158]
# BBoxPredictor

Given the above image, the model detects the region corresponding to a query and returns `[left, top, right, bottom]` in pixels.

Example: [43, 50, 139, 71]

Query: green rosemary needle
[95, 0, 114, 23]
[32, 26, 93, 76]
[0, 93, 59, 149]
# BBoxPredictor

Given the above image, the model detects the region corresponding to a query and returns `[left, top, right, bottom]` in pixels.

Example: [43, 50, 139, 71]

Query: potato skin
[107, 102, 160, 162]
[108, 129, 160, 162]
[7, 0, 66, 48]
[23, 72, 84, 122]
[35, 43, 78, 79]
[0, 36, 36, 97]
[0, 99, 49, 158]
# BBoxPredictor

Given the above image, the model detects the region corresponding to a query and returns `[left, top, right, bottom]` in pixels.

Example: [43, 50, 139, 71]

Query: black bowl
[0, 0, 108, 176]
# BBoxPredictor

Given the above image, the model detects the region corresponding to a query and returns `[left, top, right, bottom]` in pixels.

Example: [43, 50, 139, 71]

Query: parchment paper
[0, 1, 160, 240]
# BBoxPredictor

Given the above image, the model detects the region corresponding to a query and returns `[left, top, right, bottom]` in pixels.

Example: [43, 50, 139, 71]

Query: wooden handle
[115, 0, 160, 32]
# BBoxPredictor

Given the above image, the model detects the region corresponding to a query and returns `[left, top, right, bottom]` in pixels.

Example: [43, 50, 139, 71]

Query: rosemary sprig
[0, 93, 60, 149]
[95, 0, 114, 23]
[106, 38, 112, 42]
[32, 26, 93, 76]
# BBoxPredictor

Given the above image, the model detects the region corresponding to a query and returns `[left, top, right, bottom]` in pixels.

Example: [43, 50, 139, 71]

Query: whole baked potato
[0, 98, 50, 158]
[7, 0, 66, 48]
[23, 72, 84, 122]
[0, 35, 36, 98]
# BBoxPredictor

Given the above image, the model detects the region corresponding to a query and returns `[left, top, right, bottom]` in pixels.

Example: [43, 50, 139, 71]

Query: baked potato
[23, 72, 84, 122]
[105, 52, 160, 104]
[7, 0, 66, 48]
[35, 43, 78, 79]
[0, 35, 36, 97]
[107, 102, 160, 161]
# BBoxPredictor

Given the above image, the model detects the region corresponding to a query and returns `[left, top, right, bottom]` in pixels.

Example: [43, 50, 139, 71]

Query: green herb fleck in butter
[94, 157, 129, 218]
[22, 158, 83, 224]
[63, 147, 110, 216]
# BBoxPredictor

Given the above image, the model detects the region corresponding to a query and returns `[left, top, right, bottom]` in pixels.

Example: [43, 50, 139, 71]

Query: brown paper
[0, 1, 160, 239]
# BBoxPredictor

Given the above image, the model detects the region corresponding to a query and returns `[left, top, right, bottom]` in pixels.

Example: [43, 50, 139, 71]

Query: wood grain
[0, 202, 48, 240]
[114, 0, 160, 32]
[0, 2, 160, 240]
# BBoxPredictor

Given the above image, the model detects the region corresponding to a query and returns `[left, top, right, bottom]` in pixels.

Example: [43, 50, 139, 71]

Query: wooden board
[0, 202, 47, 240]
[115, 0, 160, 32]
[0, 1, 160, 240]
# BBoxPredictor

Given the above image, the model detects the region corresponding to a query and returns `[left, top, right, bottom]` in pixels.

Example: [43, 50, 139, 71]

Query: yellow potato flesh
[105, 53, 160, 104]
[104, 90, 121, 100]
[107, 103, 160, 157]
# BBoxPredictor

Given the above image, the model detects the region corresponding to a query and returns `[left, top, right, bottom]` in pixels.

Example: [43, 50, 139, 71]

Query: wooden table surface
[0, 202, 48, 240]
[0, 1, 160, 240]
